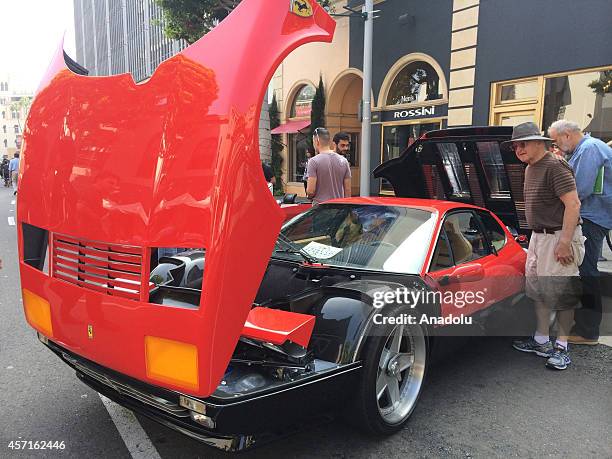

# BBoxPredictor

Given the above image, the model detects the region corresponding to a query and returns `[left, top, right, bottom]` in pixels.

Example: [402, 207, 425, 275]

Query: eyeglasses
[511, 141, 528, 152]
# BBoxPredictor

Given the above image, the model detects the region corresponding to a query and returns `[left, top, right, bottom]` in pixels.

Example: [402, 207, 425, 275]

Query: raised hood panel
[18, 0, 335, 397]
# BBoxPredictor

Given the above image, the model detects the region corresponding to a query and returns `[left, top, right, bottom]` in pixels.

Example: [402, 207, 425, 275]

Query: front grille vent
[52, 234, 144, 300]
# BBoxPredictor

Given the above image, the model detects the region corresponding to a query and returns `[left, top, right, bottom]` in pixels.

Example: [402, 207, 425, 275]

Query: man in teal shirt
[549, 120, 612, 345]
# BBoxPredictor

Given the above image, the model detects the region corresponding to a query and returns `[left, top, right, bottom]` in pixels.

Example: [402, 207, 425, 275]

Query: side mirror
[506, 225, 519, 238]
[449, 263, 484, 284]
[282, 193, 297, 204]
[515, 234, 528, 245]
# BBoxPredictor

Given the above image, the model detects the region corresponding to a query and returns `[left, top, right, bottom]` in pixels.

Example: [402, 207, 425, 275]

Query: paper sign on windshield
[302, 241, 343, 259]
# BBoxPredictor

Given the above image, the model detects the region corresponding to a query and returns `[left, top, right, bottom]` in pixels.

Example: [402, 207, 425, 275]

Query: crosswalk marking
[8, 217, 15, 226]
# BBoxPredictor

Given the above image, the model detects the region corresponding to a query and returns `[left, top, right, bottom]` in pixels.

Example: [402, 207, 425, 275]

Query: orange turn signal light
[144, 336, 199, 391]
[22, 289, 53, 338]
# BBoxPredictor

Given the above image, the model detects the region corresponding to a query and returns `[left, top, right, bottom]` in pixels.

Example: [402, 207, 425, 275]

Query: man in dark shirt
[507, 122, 583, 370]
[333, 131, 351, 164]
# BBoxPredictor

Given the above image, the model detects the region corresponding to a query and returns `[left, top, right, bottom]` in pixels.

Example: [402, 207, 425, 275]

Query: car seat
[444, 219, 473, 264]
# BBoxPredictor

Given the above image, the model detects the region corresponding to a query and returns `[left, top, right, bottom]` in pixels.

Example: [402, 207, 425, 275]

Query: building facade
[73, 0, 272, 165]
[350, 0, 612, 194]
[73, 0, 186, 82]
[271, 1, 360, 196]
[274, 0, 612, 196]
[0, 78, 31, 158]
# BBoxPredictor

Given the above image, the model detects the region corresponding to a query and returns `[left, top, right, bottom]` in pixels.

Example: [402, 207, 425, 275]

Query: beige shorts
[525, 226, 586, 310]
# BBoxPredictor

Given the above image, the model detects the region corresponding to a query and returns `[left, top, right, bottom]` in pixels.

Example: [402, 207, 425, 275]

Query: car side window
[476, 211, 507, 252]
[441, 212, 488, 265]
[430, 228, 454, 272]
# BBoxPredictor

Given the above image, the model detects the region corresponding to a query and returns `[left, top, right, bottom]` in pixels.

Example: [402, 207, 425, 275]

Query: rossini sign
[393, 106, 436, 119]
[374, 104, 448, 123]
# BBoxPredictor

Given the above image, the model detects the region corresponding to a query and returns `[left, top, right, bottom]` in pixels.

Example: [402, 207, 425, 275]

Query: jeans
[574, 219, 607, 339]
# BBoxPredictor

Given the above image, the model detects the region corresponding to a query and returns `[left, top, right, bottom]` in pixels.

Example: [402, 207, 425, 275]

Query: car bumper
[41, 336, 361, 451]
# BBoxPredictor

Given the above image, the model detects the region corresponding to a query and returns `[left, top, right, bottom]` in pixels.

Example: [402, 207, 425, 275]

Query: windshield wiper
[274, 233, 319, 264]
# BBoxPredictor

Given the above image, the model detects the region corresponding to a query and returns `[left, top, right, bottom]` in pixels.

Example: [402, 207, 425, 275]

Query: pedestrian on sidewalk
[302, 149, 313, 194]
[262, 161, 275, 194]
[508, 122, 584, 370]
[306, 127, 351, 205]
[9, 152, 19, 195]
[1, 155, 9, 187]
[549, 120, 612, 346]
[333, 131, 351, 164]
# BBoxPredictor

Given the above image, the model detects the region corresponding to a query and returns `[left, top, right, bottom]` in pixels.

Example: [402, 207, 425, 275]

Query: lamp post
[359, 0, 374, 196]
[331, 3, 377, 196]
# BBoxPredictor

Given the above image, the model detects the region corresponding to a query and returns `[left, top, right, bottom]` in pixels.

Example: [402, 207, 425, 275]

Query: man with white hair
[549, 120, 612, 346]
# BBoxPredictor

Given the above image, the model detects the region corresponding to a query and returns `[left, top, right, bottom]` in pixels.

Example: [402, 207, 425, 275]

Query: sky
[0, 0, 76, 94]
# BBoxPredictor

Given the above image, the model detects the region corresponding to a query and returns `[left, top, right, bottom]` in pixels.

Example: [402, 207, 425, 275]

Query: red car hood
[18, 0, 335, 397]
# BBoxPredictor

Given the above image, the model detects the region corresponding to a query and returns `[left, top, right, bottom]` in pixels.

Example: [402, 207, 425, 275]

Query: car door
[473, 209, 525, 303]
[427, 210, 498, 318]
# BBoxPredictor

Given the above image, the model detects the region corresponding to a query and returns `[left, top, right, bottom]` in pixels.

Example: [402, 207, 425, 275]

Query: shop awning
[271, 119, 310, 135]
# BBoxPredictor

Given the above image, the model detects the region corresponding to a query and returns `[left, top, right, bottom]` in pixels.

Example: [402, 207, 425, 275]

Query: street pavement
[1, 186, 611, 458]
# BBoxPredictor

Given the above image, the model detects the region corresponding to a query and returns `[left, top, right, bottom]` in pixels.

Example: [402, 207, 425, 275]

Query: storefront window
[386, 61, 442, 106]
[477, 142, 510, 198]
[290, 85, 316, 118]
[288, 133, 311, 182]
[381, 122, 439, 193]
[491, 67, 612, 143]
[543, 70, 612, 142]
[382, 122, 439, 163]
[436, 143, 471, 198]
[499, 80, 538, 102]
[343, 132, 360, 167]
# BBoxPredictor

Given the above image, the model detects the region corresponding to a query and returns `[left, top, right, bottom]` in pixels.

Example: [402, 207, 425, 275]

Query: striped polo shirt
[524, 153, 576, 230]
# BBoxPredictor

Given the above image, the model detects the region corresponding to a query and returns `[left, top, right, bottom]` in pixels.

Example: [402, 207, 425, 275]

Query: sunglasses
[511, 141, 528, 152]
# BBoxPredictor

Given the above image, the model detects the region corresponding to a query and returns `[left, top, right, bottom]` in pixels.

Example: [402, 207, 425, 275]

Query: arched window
[290, 84, 316, 118]
[386, 61, 443, 106]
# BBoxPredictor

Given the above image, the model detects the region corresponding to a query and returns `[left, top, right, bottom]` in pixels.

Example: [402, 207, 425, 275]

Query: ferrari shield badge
[291, 0, 313, 17]
[87, 325, 94, 339]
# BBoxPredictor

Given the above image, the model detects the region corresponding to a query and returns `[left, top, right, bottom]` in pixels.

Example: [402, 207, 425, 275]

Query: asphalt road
[1, 186, 611, 458]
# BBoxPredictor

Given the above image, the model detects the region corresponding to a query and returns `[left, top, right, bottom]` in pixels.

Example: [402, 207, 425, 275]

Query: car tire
[349, 304, 428, 435]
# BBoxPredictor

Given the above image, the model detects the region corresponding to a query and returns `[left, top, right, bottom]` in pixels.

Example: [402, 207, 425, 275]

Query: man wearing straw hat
[508, 122, 584, 370]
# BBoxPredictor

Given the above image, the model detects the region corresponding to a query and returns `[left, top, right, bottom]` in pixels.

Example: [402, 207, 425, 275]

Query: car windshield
[275, 204, 437, 274]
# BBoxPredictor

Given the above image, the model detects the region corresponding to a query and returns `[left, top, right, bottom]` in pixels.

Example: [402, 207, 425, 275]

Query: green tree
[310, 74, 326, 140]
[9, 96, 32, 132]
[269, 94, 284, 194]
[156, 0, 333, 43]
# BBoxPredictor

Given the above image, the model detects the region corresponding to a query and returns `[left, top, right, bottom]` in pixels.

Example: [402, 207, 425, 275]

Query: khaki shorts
[525, 226, 586, 310]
